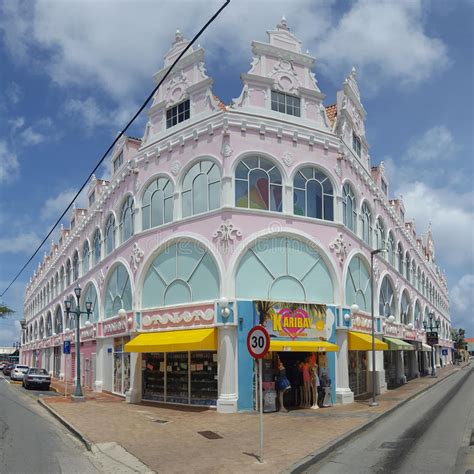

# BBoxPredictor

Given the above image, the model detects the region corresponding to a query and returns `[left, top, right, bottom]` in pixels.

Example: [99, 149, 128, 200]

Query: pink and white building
[21, 19, 452, 412]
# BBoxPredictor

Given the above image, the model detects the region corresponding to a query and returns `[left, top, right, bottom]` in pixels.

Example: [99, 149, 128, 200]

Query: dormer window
[381, 179, 388, 196]
[88, 191, 95, 206]
[113, 152, 124, 173]
[166, 99, 190, 129]
[271, 91, 300, 117]
[352, 133, 361, 157]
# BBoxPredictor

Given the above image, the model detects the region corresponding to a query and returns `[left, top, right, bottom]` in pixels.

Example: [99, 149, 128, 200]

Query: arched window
[417, 267, 421, 292]
[105, 214, 115, 255]
[342, 183, 357, 233]
[46, 312, 53, 337]
[397, 243, 404, 274]
[143, 242, 220, 308]
[183, 160, 221, 216]
[81, 283, 98, 325]
[235, 156, 282, 212]
[236, 237, 334, 303]
[142, 177, 174, 229]
[93, 228, 101, 265]
[34, 321, 38, 340]
[361, 202, 373, 246]
[405, 252, 410, 281]
[414, 301, 421, 329]
[400, 291, 411, 325]
[120, 196, 134, 243]
[387, 232, 395, 266]
[345, 255, 371, 312]
[66, 295, 76, 329]
[422, 273, 425, 296]
[411, 260, 416, 286]
[82, 241, 90, 274]
[374, 218, 385, 252]
[379, 276, 395, 318]
[293, 167, 334, 220]
[72, 251, 79, 281]
[54, 306, 63, 334]
[104, 264, 132, 318]
[423, 306, 429, 326]
[66, 259, 72, 287]
[39, 317, 44, 339]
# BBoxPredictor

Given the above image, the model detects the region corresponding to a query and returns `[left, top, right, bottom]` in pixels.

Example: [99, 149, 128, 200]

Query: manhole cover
[198, 431, 223, 440]
[153, 419, 169, 424]
[379, 441, 400, 449]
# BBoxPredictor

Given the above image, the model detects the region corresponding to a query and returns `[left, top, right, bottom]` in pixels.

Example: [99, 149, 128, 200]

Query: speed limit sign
[247, 325, 270, 359]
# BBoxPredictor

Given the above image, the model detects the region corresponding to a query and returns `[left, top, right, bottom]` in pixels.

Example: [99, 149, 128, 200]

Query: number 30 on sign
[247, 326, 270, 359]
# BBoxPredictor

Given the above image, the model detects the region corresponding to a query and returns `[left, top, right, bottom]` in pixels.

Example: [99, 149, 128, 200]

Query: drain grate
[198, 430, 223, 440]
[153, 419, 169, 424]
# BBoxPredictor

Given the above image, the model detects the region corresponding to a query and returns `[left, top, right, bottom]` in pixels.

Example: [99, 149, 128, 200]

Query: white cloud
[8, 116, 25, 131]
[405, 126, 458, 163]
[396, 181, 474, 267]
[40, 189, 78, 221]
[0, 232, 40, 254]
[0, 140, 19, 183]
[450, 274, 474, 334]
[5, 81, 22, 104]
[316, 0, 449, 93]
[19, 126, 47, 145]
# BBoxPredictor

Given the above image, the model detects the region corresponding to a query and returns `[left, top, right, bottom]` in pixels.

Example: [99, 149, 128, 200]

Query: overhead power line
[1, 0, 231, 299]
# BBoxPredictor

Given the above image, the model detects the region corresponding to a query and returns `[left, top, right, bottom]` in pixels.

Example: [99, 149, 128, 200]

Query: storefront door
[53, 347, 61, 378]
[348, 351, 368, 397]
[113, 337, 130, 395]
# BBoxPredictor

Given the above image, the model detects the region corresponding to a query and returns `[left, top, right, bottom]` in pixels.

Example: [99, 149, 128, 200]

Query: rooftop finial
[174, 29, 184, 44]
[351, 66, 357, 78]
[277, 15, 289, 30]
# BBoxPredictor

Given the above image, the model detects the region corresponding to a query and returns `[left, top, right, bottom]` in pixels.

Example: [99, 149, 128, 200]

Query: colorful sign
[141, 303, 215, 331]
[103, 312, 133, 337]
[255, 302, 334, 341]
[351, 313, 373, 333]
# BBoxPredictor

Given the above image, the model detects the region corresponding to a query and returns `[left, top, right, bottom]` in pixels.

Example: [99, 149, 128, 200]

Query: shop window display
[142, 351, 218, 406]
[348, 351, 367, 397]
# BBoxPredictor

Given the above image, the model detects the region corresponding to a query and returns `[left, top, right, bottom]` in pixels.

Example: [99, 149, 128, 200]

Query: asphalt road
[303, 365, 473, 474]
[0, 375, 98, 474]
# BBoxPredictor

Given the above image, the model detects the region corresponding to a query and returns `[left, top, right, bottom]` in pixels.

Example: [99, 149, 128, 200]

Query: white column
[217, 325, 238, 413]
[396, 351, 405, 383]
[283, 184, 293, 215]
[221, 176, 233, 207]
[93, 339, 105, 392]
[126, 352, 141, 403]
[335, 329, 354, 404]
[367, 350, 387, 394]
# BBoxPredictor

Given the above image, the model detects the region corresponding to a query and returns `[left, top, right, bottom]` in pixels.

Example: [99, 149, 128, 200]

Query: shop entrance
[348, 351, 368, 398]
[261, 351, 329, 411]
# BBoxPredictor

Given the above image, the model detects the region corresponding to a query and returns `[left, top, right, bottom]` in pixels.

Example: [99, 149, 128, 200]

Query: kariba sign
[141, 303, 215, 330]
[255, 301, 335, 341]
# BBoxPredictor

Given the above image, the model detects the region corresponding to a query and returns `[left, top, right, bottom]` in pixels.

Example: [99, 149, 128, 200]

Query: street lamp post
[423, 312, 440, 377]
[370, 248, 387, 407]
[64, 285, 92, 400]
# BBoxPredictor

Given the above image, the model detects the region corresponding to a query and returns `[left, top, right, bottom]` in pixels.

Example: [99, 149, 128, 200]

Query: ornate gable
[336, 68, 370, 168]
[232, 17, 329, 130]
[142, 30, 220, 147]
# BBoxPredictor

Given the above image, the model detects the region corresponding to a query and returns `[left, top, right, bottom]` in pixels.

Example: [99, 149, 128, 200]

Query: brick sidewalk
[42, 363, 470, 473]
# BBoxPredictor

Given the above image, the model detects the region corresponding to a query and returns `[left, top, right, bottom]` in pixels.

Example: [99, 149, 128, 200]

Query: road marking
[0, 375, 11, 384]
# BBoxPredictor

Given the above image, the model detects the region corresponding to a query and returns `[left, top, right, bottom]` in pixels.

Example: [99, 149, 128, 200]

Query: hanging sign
[426, 332, 439, 346]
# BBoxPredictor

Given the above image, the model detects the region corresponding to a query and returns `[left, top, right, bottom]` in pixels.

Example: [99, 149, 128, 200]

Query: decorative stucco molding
[213, 222, 242, 248]
[282, 151, 294, 167]
[170, 160, 181, 176]
[130, 243, 145, 273]
[329, 232, 350, 264]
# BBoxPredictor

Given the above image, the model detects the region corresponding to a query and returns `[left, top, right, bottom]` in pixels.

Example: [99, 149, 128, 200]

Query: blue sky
[0, 0, 472, 345]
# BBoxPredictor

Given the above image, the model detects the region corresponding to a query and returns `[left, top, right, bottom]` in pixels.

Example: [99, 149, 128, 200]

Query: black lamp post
[423, 312, 440, 377]
[64, 285, 92, 400]
[370, 248, 387, 407]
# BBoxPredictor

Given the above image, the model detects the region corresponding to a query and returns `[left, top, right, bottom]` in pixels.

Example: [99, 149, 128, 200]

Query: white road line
[0, 375, 11, 384]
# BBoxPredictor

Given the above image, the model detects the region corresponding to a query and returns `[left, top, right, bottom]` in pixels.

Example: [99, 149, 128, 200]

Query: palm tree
[0, 303, 14, 318]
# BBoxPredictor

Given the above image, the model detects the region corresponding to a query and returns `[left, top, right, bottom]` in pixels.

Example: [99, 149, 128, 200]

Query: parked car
[2, 363, 15, 376]
[0, 362, 7, 371]
[23, 368, 51, 390]
[10, 365, 29, 381]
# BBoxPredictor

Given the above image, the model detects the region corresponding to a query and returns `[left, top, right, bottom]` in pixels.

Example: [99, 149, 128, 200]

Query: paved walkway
[42, 363, 470, 473]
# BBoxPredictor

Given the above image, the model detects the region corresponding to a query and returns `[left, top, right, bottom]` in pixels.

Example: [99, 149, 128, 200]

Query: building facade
[21, 20, 453, 412]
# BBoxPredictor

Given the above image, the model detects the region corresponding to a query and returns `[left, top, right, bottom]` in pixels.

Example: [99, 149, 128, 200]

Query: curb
[37, 399, 93, 451]
[289, 364, 472, 473]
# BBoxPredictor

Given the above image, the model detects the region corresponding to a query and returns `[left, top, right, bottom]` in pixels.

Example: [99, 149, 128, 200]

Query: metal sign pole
[259, 357, 264, 464]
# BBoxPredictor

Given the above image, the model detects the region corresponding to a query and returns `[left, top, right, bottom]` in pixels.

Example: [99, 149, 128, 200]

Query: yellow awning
[269, 340, 338, 352]
[348, 331, 388, 351]
[125, 328, 217, 353]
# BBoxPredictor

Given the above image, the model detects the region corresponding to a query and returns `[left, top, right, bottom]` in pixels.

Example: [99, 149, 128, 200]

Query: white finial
[277, 15, 289, 30]
[351, 66, 357, 78]
[72, 202, 76, 210]
[174, 29, 184, 44]
[60, 223, 64, 231]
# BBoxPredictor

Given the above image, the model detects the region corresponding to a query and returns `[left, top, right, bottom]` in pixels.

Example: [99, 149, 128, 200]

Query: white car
[10, 365, 29, 381]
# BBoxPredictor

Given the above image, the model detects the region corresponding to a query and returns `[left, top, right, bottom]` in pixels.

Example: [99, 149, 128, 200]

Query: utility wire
[1, 0, 231, 299]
